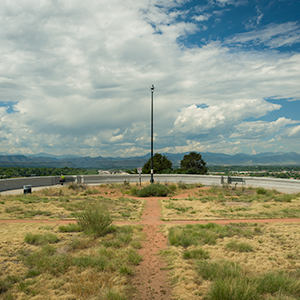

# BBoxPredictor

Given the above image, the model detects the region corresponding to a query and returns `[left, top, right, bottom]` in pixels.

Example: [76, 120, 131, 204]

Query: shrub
[76, 204, 113, 238]
[169, 184, 177, 191]
[256, 187, 267, 195]
[123, 180, 131, 189]
[136, 183, 171, 197]
[177, 181, 188, 189]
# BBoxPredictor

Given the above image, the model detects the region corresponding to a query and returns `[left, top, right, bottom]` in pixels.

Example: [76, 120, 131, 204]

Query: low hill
[1, 152, 300, 168]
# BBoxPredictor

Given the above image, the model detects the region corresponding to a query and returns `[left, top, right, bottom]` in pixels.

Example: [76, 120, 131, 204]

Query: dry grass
[0, 184, 145, 221]
[161, 186, 300, 220]
[2, 183, 300, 299]
[161, 222, 300, 300]
[0, 221, 144, 299]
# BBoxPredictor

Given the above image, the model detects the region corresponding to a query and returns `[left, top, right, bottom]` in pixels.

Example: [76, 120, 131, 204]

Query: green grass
[72, 255, 107, 271]
[196, 259, 300, 300]
[58, 223, 81, 232]
[208, 276, 259, 300]
[183, 248, 210, 260]
[131, 183, 172, 197]
[196, 260, 242, 281]
[76, 204, 114, 238]
[24, 233, 59, 245]
[24, 244, 72, 276]
[169, 223, 256, 247]
[255, 271, 300, 296]
[225, 240, 254, 252]
[0, 276, 20, 294]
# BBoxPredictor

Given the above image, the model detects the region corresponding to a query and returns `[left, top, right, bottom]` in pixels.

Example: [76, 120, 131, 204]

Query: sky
[0, 0, 300, 158]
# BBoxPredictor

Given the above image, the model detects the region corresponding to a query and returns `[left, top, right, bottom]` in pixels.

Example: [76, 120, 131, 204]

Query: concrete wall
[1, 174, 300, 193]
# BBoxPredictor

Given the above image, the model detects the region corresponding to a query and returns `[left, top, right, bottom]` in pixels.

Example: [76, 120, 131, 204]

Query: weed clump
[196, 260, 300, 300]
[256, 187, 268, 195]
[169, 223, 255, 247]
[24, 233, 59, 245]
[58, 223, 81, 232]
[225, 240, 254, 252]
[132, 183, 172, 197]
[183, 248, 210, 260]
[68, 183, 87, 191]
[76, 205, 114, 238]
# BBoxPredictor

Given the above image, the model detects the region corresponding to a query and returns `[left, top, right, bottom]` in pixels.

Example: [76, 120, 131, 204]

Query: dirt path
[131, 198, 172, 300]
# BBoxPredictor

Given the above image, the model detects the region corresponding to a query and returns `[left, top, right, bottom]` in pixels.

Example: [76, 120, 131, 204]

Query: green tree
[180, 152, 207, 174]
[142, 153, 173, 174]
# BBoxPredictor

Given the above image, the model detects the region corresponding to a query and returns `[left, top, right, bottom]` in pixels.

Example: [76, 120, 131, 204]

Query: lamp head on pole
[150, 84, 155, 92]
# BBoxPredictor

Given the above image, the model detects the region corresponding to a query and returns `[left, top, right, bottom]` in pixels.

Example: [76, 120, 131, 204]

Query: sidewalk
[0, 185, 63, 196]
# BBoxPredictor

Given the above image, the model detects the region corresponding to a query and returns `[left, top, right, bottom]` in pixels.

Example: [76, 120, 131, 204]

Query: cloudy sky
[0, 0, 300, 158]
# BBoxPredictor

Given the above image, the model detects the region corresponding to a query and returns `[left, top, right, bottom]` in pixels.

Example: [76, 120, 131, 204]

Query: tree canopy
[180, 152, 207, 174]
[142, 153, 173, 174]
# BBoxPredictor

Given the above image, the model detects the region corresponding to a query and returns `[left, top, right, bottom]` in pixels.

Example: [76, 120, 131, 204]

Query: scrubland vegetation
[161, 221, 300, 300]
[1, 182, 300, 299]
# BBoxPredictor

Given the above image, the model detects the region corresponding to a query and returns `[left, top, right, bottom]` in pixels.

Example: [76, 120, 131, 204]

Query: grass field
[1, 183, 300, 299]
[161, 185, 300, 220]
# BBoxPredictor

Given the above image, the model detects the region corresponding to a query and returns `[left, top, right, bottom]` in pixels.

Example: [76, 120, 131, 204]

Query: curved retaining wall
[1, 174, 300, 194]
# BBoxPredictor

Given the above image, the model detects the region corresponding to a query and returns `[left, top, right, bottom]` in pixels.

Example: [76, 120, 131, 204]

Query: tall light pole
[150, 84, 154, 183]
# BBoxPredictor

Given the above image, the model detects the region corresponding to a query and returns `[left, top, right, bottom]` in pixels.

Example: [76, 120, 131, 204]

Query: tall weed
[76, 204, 113, 238]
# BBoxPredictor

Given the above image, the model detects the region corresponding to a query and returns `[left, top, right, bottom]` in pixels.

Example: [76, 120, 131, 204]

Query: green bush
[136, 183, 171, 197]
[76, 205, 113, 238]
[256, 187, 268, 195]
[169, 184, 177, 191]
[177, 181, 188, 189]
[130, 186, 139, 196]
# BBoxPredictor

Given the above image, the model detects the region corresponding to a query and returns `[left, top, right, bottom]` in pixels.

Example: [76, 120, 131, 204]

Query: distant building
[98, 170, 111, 175]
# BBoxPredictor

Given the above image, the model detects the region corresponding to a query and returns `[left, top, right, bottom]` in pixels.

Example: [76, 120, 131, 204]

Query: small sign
[137, 167, 142, 174]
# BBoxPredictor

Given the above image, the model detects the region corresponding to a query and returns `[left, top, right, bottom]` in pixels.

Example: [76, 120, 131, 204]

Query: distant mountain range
[1, 152, 300, 168]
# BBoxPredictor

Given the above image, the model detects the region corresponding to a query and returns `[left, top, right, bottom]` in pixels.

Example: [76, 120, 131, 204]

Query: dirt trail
[131, 198, 172, 300]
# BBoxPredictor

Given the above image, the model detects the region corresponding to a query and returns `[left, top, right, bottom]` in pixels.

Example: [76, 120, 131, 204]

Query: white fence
[1, 174, 300, 194]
